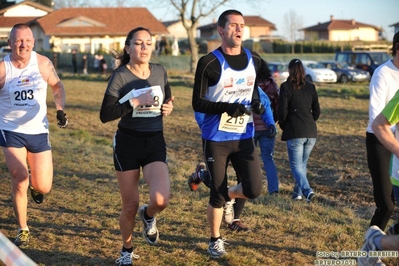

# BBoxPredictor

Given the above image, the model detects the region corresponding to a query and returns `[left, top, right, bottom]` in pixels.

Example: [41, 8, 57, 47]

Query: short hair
[217, 10, 243, 28]
[257, 59, 272, 81]
[9, 23, 31, 40]
[392, 31, 399, 57]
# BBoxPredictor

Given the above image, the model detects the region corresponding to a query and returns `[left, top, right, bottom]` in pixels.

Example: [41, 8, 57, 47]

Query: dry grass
[0, 73, 398, 266]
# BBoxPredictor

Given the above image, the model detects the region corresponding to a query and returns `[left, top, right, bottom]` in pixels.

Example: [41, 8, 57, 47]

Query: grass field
[0, 73, 398, 266]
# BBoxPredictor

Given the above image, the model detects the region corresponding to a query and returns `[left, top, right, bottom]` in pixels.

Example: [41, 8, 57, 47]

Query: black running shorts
[113, 129, 167, 171]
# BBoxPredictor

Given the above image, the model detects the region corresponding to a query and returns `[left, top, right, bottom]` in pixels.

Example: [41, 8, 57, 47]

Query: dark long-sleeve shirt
[278, 80, 320, 141]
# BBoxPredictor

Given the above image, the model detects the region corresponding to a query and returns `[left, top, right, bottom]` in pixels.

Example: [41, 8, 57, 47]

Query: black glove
[267, 124, 277, 138]
[226, 103, 251, 118]
[251, 100, 265, 115]
[56, 110, 68, 128]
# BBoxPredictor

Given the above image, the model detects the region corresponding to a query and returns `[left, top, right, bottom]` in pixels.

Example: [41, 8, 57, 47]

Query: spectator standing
[99, 55, 107, 75]
[366, 31, 399, 232]
[71, 49, 77, 75]
[94, 54, 100, 71]
[171, 37, 179, 56]
[82, 54, 88, 75]
[278, 58, 320, 202]
[253, 59, 279, 195]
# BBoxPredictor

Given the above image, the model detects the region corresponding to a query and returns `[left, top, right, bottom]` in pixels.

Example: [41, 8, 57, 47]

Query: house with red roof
[198, 16, 277, 40]
[0, 0, 169, 54]
[300, 15, 382, 42]
[0, 0, 52, 42]
[389, 21, 399, 34]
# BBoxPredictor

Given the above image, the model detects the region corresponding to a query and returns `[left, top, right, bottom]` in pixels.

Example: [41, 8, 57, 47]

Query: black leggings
[366, 132, 395, 230]
[202, 170, 246, 219]
[203, 138, 262, 208]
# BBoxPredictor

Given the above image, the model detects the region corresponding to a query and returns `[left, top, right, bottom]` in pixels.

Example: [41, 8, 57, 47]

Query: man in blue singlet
[192, 9, 265, 258]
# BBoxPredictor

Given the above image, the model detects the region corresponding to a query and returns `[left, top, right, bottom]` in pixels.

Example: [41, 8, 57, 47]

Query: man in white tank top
[0, 23, 68, 247]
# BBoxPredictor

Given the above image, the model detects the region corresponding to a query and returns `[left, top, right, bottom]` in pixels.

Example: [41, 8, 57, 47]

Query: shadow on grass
[22, 248, 115, 266]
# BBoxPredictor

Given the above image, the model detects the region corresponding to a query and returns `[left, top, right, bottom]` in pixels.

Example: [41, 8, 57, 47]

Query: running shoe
[306, 192, 315, 203]
[386, 223, 398, 235]
[207, 238, 227, 259]
[139, 205, 159, 245]
[202, 171, 211, 189]
[14, 229, 30, 246]
[115, 250, 139, 266]
[224, 199, 235, 224]
[292, 194, 302, 201]
[187, 162, 206, 191]
[358, 225, 386, 266]
[30, 186, 44, 204]
[228, 220, 249, 232]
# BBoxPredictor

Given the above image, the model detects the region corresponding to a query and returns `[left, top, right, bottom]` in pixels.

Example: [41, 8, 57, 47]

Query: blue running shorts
[0, 130, 51, 153]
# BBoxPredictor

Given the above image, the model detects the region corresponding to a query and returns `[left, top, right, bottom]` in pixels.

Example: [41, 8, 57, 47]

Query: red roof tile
[301, 19, 380, 31]
[244, 16, 276, 30]
[198, 16, 276, 31]
[0, 16, 37, 27]
[33, 7, 169, 36]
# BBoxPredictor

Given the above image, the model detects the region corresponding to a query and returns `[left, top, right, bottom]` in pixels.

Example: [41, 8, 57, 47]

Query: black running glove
[251, 100, 265, 115]
[267, 125, 277, 138]
[226, 103, 251, 118]
[56, 110, 68, 128]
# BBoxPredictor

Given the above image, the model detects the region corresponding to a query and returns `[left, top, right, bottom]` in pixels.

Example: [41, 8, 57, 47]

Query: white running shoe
[115, 250, 139, 266]
[207, 238, 228, 259]
[224, 199, 235, 224]
[358, 225, 386, 266]
[139, 205, 159, 245]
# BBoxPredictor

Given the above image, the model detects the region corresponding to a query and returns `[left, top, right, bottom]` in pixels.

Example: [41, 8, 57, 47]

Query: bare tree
[129, 0, 235, 73]
[32, 0, 53, 7]
[283, 9, 303, 53]
[53, 0, 237, 73]
[53, 0, 89, 8]
[160, 0, 232, 73]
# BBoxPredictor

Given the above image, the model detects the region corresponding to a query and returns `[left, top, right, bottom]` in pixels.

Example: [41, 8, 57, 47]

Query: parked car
[0, 46, 11, 61]
[319, 60, 370, 83]
[268, 62, 289, 83]
[301, 60, 337, 83]
[335, 51, 391, 76]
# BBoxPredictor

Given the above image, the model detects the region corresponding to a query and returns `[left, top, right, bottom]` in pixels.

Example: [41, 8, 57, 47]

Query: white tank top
[0, 52, 49, 134]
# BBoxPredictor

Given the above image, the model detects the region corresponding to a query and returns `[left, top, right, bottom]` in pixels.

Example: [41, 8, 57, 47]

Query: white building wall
[330, 28, 378, 41]
[4, 5, 49, 17]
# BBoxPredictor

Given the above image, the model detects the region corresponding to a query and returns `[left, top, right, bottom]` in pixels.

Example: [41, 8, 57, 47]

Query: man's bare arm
[372, 112, 399, 158]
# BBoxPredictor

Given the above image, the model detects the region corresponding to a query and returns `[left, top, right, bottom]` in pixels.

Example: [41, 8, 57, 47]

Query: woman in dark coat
[278, 58, 320, 202]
